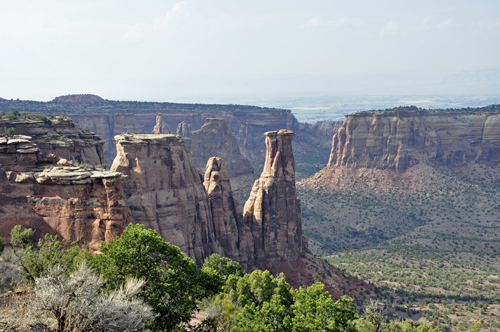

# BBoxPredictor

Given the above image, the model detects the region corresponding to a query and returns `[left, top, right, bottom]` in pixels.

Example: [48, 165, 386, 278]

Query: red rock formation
[110, 133, 218, 266]
[0, 117, 105, 168]
[191, 118, 253, 177]
[242, 129, 305, 269]
[203, 157, 252, 268]
[0, 118, 131, 251]
[328, 107, 500, 170]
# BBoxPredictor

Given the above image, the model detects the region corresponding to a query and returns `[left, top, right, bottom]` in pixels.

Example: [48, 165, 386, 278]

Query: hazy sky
[1, 0, 499, 102]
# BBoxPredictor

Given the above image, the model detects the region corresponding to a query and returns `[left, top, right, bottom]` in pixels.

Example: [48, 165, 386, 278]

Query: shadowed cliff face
[328, 107, 500, 170]
[203, 157, 253, 269]
[110, 133, 219, 266]
[242, 129, 306, 269]
[0, 118, 130, 252]
[191, 118, 253, 178]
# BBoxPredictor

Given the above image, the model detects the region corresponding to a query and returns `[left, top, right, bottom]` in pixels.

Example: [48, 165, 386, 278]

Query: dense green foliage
[3, 224, 444, 332]
[9, 226, 81, 285]
[202, 253, 246, 282]
[91, 223, 221, 332]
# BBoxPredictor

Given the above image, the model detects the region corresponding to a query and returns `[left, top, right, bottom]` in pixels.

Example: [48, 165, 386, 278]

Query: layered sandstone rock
[203, 157, 252, 268]
[0, 118, 105, 168]
[110, 133, 218, 266]
[191, 118, 253, 177]
[0, 119, 130, 252]
[242, 129, 305, 269]
[152, 113, 170, 134]
[328, 106, 500, 170]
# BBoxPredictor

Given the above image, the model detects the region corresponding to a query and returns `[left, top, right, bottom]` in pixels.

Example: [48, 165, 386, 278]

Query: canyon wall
[0, 96, 300, 164]
[0, 118, 131, 251]
[191, 118, 253, 177]
[243, 129, 305, 269]
[328, 106, 500, 170]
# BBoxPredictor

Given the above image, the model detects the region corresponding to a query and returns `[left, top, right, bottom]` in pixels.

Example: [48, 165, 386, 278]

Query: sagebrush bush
[10, 262, 153, 332]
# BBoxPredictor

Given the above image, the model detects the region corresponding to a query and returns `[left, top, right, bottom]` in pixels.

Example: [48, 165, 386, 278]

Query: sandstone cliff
[191, 118, 253, 178]
[110, 133, 219, 266]
[152, 113, 170, 134]
[242, 129, 305, 269]
[328, 106, 500, 170]
[0, 97, 301, 164]
[203, 157, 252, 268]
[69, 114, 142, 165]
[0, 117, 105, 168]
[0, 118, 131, 252]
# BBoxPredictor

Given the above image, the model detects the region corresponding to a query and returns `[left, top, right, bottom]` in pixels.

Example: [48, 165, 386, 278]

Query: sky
[0, 0, 499, 102]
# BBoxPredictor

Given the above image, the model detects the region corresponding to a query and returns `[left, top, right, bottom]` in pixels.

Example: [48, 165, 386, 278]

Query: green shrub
[7, 110, 20, 120]
[5, 127, 18, 137]
[56, 116, 64, 123]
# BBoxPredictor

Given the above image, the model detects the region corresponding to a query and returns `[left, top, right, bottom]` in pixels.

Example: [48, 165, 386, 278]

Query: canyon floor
[296, 162, 500, 331]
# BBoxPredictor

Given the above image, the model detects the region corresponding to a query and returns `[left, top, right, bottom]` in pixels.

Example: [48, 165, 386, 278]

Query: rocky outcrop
[203, 157, 252, 268]
[0, 119, 131, 252]
[242, 129, 305, 269]
[0, 97, 301, 163]
[0, 118, 105, 168]
[176, 121, 192, 149]
[152, 113, 170, 134]
[328, 106, 500, 170]
[68, 114, 142, 165]
[191, 118, 253, 177]
[177, 121, 192, 137]
[110, 133, 218, 266]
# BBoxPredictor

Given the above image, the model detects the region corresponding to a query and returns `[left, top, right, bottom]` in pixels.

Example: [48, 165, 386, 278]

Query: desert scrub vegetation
[325, 246, 500, 332]
[0, 225, 442, 332]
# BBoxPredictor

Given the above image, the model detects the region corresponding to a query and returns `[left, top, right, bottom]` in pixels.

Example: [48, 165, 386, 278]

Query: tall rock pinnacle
[151, 113, 170, 134]
[203, 157, 252, 268]
[242, 129, 304, 269]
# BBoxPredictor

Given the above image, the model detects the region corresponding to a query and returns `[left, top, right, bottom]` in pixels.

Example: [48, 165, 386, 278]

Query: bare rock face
[0, 118, 105, 170]
[191, 118, 253, 177]
[110, 133, 217, 266]
[328, 107, 500, 170]
[242, 129, 305, 269]
[69, 114, 143, 166]
[152, 113, 170, 134]
[0, 119, 131, 252]
[203, 157, 252, 268]
[176, 121, 192, 149]
[177, 121, 192, 137]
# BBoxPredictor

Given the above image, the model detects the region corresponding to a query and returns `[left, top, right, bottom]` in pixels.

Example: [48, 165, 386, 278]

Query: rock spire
[152, 113, 170, 134]
[242, 129, 305, 269]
